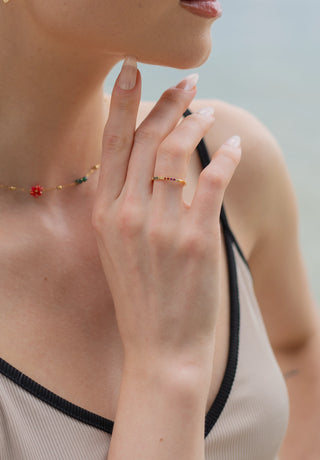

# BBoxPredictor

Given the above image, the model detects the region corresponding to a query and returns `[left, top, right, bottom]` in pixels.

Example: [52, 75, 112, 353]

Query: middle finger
[122, 73, 199, 198]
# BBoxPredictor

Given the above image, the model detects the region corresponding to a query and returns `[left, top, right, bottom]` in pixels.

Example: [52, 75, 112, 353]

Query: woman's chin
[137, 37, 213, 70]
[174, 42, 212, 69]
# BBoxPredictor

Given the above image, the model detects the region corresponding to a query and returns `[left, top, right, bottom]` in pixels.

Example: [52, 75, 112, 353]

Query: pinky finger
[189, 136, 242, 233]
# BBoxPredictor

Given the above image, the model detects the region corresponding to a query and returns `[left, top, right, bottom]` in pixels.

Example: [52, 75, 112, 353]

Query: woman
[0, 0, 319, 459]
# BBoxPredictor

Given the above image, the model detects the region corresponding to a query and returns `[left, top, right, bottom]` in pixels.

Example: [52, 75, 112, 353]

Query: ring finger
[152, 108, 215, 215]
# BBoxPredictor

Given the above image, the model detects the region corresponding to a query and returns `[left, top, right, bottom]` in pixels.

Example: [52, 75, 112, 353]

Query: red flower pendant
[30, 185, 44, 198]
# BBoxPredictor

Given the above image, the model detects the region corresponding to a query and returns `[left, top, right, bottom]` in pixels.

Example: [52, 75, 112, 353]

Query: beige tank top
[0, 120, 290, 459]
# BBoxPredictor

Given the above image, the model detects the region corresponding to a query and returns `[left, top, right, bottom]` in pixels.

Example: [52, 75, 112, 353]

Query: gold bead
[56, 185, 63, 190]
[93, 164, 100, 170]
[9, 186, 16, 190]
[3, 0, 11, 4]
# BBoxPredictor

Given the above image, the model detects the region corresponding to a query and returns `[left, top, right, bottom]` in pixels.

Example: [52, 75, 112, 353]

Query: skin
[0, 0, 213, 209]
[0, 1, 320, 458]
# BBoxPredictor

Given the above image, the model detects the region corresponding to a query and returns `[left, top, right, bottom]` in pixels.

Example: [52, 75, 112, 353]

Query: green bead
[75, 176, 88, 185]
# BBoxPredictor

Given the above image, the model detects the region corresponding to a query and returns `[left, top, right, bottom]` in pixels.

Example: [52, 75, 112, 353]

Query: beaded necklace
[0, 94, 110, 198]
[0, 164, 101, 198]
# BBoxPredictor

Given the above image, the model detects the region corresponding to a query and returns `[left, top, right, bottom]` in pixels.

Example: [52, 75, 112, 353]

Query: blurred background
[104, 0, 320, 305]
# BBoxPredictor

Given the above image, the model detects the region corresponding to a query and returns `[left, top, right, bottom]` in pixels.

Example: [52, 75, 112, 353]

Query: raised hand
[92, 56, 241, 369]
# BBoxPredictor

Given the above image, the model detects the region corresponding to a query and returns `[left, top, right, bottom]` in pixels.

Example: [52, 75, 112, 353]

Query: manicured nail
[196, 106, 215, 117]
[225, 135, 241, 148]
[118, 56, 137, 90]
[175, 73, 199, 91]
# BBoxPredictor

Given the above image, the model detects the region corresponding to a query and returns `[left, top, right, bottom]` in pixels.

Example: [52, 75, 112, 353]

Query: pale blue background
[104, 0, 320, 304]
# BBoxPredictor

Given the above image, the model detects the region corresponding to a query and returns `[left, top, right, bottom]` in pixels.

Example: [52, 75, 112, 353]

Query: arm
[193, 98, 320, 458]
[245, 122, 320, 459]
[95, 63, 241, 459]
[275, 327, 320, 460]
[107, 359, 212, 460]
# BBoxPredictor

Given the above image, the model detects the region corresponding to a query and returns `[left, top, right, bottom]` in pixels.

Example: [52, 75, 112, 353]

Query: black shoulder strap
[182, 108, 250, 269]
[183, 108, 227, 224]
[183, 108, 211, 170]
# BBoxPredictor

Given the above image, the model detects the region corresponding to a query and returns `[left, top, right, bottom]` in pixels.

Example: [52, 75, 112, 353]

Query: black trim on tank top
[0, 356, 114, 434]
[204, 227, 240, 436]
[0, 222, 239, 438]
[183, 108, 251, 271]
[0, 114, 242, 439]
[0, 226, 240, 439]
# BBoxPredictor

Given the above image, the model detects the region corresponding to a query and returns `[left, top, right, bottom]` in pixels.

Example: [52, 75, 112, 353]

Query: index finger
[96, 56, 141, 203]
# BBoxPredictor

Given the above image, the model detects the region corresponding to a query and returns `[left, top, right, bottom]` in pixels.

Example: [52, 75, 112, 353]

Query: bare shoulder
[140, 97, 293, 260]
[188, 99, 319, 350]
[189, 97, 294, 260]
[139, 97, 319, 350]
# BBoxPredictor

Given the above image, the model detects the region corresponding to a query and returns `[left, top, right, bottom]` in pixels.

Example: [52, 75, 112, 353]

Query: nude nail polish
[118, 56, 137, 90]
[175, 73, 199, 91]
[196, 107, 215, 117]
[225, 135, 241, 148]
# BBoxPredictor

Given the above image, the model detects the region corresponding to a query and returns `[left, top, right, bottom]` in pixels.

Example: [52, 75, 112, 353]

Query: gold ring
[151, 176, 186, 186]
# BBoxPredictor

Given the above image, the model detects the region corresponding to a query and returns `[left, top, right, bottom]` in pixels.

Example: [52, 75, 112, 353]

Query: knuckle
[222, 147, 242, 167]
[116, 200, 144, 236]
[91, 205, 109, 232]
[180, 232, 207, 256]
[102, 132, 125, 152]
[134, 125, 159, 146]
[147, 220, 174, 248]
[200, 168, 226, 191]
[159, 141, 185, 160]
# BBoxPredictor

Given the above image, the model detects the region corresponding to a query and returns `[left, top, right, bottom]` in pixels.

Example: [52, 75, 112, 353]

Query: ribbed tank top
[0, 108, 290, 460]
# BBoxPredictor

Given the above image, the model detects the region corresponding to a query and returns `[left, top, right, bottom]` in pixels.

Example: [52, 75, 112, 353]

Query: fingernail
[196, 106, 215, 117]
[118, 56, 137, 90]
[225, 135, 241, 148]
[175, 73, 199, 91]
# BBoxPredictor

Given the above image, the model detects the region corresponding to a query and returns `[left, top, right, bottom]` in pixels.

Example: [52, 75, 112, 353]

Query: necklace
[0, 164, 101, 198]
[0, 94, 112, 198]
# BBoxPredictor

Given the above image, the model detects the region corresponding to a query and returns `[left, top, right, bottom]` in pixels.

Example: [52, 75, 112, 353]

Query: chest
[0, 229, 231, 421]
[0, 142, 241, 422]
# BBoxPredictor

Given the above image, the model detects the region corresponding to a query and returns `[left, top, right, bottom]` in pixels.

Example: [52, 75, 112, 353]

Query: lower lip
[179, 0, 222, 19]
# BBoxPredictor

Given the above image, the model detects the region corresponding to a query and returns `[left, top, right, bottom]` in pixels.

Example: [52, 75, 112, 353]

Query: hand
[92, 57, 241, 368]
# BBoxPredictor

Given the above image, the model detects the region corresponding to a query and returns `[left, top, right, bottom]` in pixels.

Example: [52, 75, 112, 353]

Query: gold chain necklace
[0, 164, 101, 198]
[0, 94, 111, 198]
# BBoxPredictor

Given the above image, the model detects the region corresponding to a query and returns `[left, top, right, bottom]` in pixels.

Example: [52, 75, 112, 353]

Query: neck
[0, 5, 123, 210]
